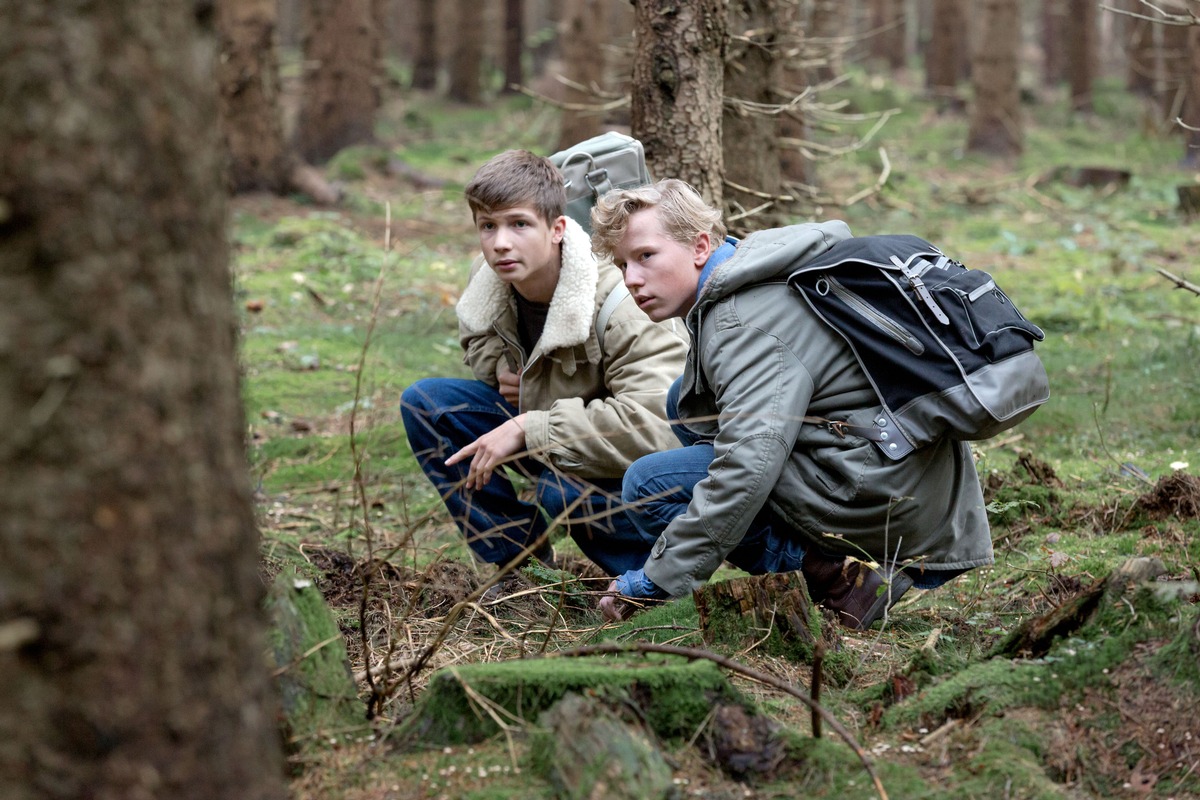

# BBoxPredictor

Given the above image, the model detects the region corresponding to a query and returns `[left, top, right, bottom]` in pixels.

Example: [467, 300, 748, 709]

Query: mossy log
[398, 655, 741, 746]
[991, 557, 1167, 659]
[264, 572, 364, 745]
[694, 571, 839, 664]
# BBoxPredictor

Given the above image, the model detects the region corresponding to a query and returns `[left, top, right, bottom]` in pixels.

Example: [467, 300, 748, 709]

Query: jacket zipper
[825, 276, 925, 355]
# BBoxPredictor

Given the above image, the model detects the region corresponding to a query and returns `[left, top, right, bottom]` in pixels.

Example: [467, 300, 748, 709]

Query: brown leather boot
[802, 553, 913, 630]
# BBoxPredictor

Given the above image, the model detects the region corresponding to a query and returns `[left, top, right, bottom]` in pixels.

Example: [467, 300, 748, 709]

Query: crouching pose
[401, 151, 687, 582]
[589, 180, 993, 628]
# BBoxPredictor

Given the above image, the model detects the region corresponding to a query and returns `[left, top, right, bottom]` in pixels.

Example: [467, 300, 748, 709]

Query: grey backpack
[550, 132, 651, 233]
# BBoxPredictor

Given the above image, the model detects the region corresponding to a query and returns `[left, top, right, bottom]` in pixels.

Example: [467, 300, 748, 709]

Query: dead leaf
[1127, 757, 1156, 793]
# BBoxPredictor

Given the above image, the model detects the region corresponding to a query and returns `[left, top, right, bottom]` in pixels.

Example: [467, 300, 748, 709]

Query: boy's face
[475, 206, 565, 295]
[612, 207, 711, 322]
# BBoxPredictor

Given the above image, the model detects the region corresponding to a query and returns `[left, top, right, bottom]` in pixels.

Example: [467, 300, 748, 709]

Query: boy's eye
[514, 220, 529, 228]
[480, 221, 495, 231]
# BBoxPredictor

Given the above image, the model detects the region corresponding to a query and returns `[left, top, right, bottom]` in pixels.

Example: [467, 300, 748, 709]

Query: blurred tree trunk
[777, 4, 810, 187]
[1184, 22, 1200, 165]
[449, 0, 484, 102]
[411, 0, 439, 90]
[869, 0, 906, 70]
[214, 1, 338, 202]
[1065, 0, 1095, 112]
[1041, 0, 1066, 87]
[215, 0, 295, 193]
[1162, 14, 1190, 126]
[1125, 0, 1155, 96]
[502, 0, 524, 93]
[557, 0, 608, 149]
[967, 0, 1022, 157]
[0, 3, 287, 800]
[631, 0, 726, 206]
[925, 0, 965, 104]
[808, 0, 842, 83]
[724, 0, 797, 224]
[296, 0, 380, 164]
[528, 0, 561, 78]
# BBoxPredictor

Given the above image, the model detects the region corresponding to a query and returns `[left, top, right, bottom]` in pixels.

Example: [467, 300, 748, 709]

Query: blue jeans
[400, 378, 657, 575]
[621, 377, 962, 589]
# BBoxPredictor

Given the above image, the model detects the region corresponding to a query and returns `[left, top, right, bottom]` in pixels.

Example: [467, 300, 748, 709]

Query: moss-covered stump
[529, 693, 675, 800]
[695, 571, 838, 665]
[265, 571, 364, 745]
[398, 655, 741, 746]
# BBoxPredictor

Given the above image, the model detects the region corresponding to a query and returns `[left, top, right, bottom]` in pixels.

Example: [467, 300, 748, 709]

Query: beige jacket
[455, 218, 687, 479]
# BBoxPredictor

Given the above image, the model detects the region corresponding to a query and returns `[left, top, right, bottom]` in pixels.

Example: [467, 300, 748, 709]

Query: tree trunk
[926, 0, 965, 104]
[808, 0, 843, 83]
[1041, 0, 1066, 88]
[1125, 0, 1155, 96]
[557, 0, 609, 150]
[631, 0, 727, 207]
[448, 0, 484, 102]
[295, 0, 380, 164]
[777, 2, 810, 186]
[869, 0, 906, 70]
[502, 0, 524, 93]
[411, 0, 439, 90]
[1065, 0, 1095, 112]
[966, 0, 1022, 157]
[724, 0, 797, 226]
[1184, 22, 1200, 166]
[528, 0, 562, 78]
[0, 4, 286, 799]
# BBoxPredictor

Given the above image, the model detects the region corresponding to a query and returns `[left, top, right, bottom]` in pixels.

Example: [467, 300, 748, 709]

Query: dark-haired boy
[401, 150, 687, 582]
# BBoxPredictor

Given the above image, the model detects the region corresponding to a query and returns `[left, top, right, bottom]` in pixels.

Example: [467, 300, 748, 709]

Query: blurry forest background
[4, 1, 1200, 799]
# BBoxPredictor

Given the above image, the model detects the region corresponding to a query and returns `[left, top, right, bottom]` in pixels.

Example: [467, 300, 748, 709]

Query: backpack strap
[595, 283, 631, 352]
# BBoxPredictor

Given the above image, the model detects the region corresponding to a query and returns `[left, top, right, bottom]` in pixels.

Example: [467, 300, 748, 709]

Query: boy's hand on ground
[599, 580, 630, 622]
[497, 368, 521, 405]
[445, 415, 527, 490]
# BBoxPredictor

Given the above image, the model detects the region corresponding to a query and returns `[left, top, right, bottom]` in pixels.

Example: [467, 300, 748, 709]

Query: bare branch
[1157, 268, 1200, 296]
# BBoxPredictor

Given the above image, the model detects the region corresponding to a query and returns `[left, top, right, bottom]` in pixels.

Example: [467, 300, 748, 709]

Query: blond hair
[464, 150, 566, 226]
[590, 179, 726, 261]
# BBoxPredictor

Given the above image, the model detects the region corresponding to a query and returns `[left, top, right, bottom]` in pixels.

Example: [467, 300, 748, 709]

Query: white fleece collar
[455, 216, 599, 351]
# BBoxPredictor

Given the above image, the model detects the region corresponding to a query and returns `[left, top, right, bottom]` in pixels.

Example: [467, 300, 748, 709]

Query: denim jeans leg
[537, 471, 657, 577]
[400, 377, 540, 565]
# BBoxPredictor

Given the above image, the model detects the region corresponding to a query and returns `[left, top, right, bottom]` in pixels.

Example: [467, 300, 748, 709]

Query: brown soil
[1136, 472, 1200, 521]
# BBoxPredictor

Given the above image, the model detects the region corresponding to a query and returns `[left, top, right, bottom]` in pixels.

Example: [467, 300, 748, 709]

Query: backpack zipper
[823, 276, 925, 355]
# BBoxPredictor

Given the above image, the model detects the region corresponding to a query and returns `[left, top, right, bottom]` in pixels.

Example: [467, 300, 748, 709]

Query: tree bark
[1065, 0, 1095, 112]
[411, 0, 439, 90]
[966, 0, 1022, 157]
[723, 0, 798, 225]
[869, 0, 906, 70]
[1041, 0, 1066, 87]
[295, 0, 381, 164]
[0, 3, 286, 799]
[1184, 22, 1200, 166]
[808, 0, 843, 83]
[926, 0, 965, 104]
[1125, 0, 1155, 96]
[557, 0, 609, 149]
[502, 0, 524, 93]
[448, 0, 484, 102]
[631, 0, 727, 206]
[214, 0, 341, 205]
[216, 0, 295, 193]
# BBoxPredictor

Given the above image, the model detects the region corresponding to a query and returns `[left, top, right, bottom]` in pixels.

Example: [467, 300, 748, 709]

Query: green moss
[265, 572, 365, 746]
[398, 655, 741, 746]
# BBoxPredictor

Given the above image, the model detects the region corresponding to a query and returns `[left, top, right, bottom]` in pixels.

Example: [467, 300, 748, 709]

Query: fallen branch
[1157, 268, 1200, 297]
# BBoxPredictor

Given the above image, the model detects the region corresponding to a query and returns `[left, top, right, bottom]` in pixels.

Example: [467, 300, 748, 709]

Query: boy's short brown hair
[464, 150, 567, 226]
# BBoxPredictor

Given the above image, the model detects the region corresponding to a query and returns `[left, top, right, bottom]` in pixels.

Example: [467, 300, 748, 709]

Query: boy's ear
[551, 215, 567, 244]
[691, 231, 713, 268]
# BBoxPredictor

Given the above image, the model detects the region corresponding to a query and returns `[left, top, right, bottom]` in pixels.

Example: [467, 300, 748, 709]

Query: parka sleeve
[641, 324, 814, 598]
[521, 304, 688, 479]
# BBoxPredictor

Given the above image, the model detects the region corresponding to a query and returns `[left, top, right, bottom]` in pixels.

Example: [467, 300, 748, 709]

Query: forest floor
[242, 70, 1200, 799]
